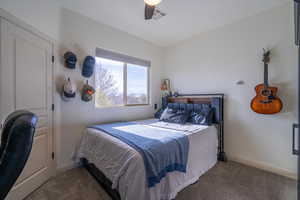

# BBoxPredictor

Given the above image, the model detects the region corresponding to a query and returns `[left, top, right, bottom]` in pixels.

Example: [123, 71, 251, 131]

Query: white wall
[164, 2, 298, 176]
[0, 0, 298, 177]
[0, 0, 62, 41]
[56, 9, 164, 169]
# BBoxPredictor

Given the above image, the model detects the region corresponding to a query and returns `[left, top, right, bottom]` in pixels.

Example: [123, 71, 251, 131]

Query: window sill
[125, 104, 150, 107]
[95, 104, 151, 109]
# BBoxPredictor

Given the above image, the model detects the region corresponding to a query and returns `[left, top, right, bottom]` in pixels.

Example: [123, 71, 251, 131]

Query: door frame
[0, 8, 58, 175]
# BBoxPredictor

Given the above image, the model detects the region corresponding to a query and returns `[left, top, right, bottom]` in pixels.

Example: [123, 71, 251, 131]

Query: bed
[77, 94, 226, 200]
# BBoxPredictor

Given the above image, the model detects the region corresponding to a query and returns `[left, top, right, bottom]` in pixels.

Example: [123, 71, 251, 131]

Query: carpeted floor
[25, 161, 296, 200]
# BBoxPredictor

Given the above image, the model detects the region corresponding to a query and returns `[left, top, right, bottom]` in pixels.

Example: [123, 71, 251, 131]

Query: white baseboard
[228, 155, 297, 180]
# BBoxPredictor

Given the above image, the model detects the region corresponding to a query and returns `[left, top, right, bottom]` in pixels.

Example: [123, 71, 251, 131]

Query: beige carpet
[25, 161, 296, 200]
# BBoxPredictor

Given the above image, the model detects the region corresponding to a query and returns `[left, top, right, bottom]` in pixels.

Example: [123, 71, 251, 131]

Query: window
[95, 48, 150, 107]
[95, 58, 124, 107]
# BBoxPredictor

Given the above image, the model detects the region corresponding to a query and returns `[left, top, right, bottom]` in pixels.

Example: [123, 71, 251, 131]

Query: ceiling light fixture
[144, 0, 162, 6]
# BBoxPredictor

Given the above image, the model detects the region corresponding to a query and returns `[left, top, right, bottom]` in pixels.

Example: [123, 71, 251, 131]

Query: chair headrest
[0, 111, 37, 160]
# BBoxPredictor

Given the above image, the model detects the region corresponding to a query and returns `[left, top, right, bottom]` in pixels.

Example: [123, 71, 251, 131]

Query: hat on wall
[82, 56, 95, 78]
[81, 80, 95, 102]
[62, 78, 76, 101]
[64, 51, 77, 69]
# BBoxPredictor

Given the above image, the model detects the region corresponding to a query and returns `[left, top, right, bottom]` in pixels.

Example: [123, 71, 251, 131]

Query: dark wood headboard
[168, 97, 213, 104]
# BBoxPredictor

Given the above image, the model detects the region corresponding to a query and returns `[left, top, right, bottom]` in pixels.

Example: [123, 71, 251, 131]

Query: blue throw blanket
[90, 121, 189, 188]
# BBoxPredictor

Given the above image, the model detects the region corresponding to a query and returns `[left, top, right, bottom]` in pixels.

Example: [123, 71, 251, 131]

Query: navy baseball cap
[82, 56, 95, 78]
[64, 51, 77, 69]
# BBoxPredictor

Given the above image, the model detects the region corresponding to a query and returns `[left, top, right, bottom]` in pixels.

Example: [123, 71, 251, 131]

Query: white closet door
[0, 18, 55, 200]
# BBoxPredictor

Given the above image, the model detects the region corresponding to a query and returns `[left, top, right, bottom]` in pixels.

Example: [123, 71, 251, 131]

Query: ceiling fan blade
[145, 4, 155, 20]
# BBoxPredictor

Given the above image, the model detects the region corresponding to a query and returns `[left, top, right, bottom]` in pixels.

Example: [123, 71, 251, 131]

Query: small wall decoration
[173, 91, 179, 97]
[161, 79, 170, 91]
[63, 51, 77, 69]
[62, 77, 76, 101]
[81, 80, 95, 102]
[82, 56, 96, 78]
[161, 79, 171, 96]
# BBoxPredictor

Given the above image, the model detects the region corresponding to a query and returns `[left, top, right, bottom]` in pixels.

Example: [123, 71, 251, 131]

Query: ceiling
[61, 0, 288, 47]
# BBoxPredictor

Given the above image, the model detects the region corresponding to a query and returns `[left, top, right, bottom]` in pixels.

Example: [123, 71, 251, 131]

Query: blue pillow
[154, 108, 164, 119]
[190, 105, 214, 125]
[160, 108, 190, 124]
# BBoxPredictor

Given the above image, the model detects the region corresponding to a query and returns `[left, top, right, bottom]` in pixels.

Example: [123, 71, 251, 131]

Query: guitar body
[250, 84, 283, 114]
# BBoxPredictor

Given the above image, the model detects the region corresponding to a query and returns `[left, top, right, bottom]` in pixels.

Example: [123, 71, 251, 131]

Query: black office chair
[0, 110, 38, 200]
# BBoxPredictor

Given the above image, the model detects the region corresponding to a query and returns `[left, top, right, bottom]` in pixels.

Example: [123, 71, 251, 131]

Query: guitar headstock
[262, 49, 271, 64]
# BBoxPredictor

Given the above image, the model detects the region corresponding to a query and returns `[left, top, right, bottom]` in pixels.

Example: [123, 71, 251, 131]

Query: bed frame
[82, 93, 227, 200]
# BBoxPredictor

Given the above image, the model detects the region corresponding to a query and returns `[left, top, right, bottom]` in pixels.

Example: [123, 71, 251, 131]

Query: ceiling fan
[144, 0, 165, 20]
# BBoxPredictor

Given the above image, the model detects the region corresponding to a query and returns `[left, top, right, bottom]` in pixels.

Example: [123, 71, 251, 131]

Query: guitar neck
[264, 63, 269, 87]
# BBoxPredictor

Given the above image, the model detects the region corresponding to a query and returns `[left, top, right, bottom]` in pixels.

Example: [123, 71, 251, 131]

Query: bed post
[218, 94, 227, 162]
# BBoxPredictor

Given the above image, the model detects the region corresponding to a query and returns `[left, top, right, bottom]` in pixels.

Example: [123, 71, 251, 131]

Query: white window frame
[123, 63, 150, 106]
[95, 48, 150, 108]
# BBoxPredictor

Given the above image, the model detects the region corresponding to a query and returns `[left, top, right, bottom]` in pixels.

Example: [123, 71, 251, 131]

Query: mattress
[77, 119, 218, 200]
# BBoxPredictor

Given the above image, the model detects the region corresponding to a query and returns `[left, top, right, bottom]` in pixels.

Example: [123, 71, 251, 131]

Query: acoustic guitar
[250, 50, 282, 114]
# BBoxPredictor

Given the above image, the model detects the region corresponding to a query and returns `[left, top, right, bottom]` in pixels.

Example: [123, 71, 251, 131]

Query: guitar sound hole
[261, 89, 271, 97]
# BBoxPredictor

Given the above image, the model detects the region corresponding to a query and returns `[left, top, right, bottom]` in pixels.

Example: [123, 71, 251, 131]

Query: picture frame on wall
[161, 79, 170, 91]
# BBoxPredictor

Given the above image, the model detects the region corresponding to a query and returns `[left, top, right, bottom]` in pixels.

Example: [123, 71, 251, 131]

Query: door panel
[16, 135, 48, 185]
[0, 18, 54, 200]
[15, 37, 47, 110]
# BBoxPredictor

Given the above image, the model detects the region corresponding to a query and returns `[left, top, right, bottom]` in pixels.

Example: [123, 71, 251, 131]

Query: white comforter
[77, 119, 218, 200]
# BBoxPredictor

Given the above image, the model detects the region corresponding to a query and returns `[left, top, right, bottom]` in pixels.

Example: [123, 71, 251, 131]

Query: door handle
[293, 123, 299, 155]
